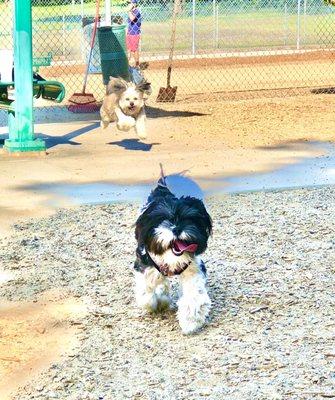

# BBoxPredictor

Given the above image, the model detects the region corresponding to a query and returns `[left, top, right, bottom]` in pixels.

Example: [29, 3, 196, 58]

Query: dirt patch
[142, 49, 335, 70]
[36, 50, 335, 103]
[41, 49, 334, 76]
[0, 291, 87, 400]
[1, 94, 335, 236]
[0, 187, 333, 399]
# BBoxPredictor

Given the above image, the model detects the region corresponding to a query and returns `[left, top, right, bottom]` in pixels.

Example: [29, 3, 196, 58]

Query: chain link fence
[0, 0, 335, 125]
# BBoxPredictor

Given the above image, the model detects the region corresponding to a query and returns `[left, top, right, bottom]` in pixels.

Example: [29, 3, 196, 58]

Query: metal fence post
[192, 0, 196, 56]
[215, 3, 219, 49]
[62, 15, 66, 57]
[303, 0, 307, 45]
[105, 0, 111, 26]
[213, 0, 216, 49]
[297, 0, 301, 50]
[283, 1, 288, 46]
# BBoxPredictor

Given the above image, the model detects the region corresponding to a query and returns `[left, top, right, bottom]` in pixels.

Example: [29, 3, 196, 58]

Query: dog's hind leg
[134, 267, 171, 313]
[177, 258, 211, 334]
[100, 106, 113, 130]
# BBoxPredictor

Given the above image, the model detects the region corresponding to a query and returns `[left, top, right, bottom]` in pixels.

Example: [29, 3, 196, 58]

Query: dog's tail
[141, 164, 171, 208]
[159, 163, 167, 186]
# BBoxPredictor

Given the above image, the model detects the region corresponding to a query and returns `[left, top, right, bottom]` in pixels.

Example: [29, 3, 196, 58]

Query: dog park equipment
[156, 0, 179, 102]
[33, 52, 53, 73]
[68, 0, 100, 112]
[0, 0, 65, 153]
[98, 24, 129, 85]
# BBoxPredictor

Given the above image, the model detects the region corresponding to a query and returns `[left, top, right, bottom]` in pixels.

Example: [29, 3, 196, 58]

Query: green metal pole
[4, 0, 45, 153]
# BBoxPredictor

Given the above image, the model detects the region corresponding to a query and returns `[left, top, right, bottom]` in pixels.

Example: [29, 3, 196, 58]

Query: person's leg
[129, 50, 136, 67]
[134, 49, 139, 67]
[126, 34, 134, 66]
[127, 35, 142, 70]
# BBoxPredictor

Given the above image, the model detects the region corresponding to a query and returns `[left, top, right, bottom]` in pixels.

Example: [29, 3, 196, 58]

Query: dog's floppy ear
[136, 80, 152, 95]
[106, 77, 128, 95]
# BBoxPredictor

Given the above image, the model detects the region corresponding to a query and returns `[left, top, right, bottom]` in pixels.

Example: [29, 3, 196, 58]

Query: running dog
[133, 167, 213, 334]
[100, 77, 151, 140]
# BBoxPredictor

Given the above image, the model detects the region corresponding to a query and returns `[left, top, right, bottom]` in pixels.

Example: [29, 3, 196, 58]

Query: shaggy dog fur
[100, 77, 151, 140]
[134, 170, 213, 334]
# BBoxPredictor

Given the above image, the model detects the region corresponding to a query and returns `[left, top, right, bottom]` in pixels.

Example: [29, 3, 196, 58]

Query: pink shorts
[126, 34, 140, 52]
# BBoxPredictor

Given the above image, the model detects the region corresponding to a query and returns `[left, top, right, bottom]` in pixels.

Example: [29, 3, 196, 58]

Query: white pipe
[62, 15, 66, 57]
[284, 2, 288, 46]
[213, 0, 216, 48]
[192, 0, 195, 56]
[215, 4, 219, 48]
[303, 0, 307, 45]
[105, 0, 111, 26]
[297, 0, 301, 50]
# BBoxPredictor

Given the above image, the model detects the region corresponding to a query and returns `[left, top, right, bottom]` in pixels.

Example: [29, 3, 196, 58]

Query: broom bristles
[68, 93, 97, 105]
[67, 103, 100, 113]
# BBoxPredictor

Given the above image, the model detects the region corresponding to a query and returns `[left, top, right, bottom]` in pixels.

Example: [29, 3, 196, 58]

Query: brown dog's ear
[136, 80, 152, 94]
[106, 77, 128, 95]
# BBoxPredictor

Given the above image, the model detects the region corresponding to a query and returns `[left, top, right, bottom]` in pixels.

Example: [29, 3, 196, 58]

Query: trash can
[97, 25, 129, 84]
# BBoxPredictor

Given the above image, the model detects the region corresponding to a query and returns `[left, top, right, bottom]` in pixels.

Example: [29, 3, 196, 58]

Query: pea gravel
[1, 186, 334, 400]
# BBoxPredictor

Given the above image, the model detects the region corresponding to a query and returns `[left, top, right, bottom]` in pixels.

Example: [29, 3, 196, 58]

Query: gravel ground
[1, 186, 335, 400]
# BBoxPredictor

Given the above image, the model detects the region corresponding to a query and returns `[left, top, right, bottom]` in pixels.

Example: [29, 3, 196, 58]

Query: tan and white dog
[100, 77, 151, 140]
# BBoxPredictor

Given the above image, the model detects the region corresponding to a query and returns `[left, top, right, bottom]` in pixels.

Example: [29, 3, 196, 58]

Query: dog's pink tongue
[175, 240, 198, 253]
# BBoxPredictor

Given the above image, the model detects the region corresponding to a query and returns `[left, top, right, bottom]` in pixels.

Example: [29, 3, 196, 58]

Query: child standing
[126, 0, 142, 68]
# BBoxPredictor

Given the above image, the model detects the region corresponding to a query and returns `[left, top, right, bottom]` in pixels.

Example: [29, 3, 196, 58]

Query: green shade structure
[3, 0, 46, 153]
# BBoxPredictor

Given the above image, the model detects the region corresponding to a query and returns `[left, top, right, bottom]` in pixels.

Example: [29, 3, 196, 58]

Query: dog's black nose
[130, 101, 134, 106]
[173, 227, 181, 236]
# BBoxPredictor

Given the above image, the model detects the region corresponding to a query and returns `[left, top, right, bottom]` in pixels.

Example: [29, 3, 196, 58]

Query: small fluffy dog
[100, 77, 151, 140]
[134, 168, 213, 334]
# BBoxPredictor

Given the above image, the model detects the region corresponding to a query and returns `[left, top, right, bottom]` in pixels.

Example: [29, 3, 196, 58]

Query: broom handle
[82, 0, 100, 94]
[167, 0, 179, 88]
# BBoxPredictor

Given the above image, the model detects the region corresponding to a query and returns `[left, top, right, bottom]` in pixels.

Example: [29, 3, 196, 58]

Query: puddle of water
[41, 182, 152, 206]
[21, 141, 335, 206]
[217, 141, 335, 194]
[32, 174, 206, 207]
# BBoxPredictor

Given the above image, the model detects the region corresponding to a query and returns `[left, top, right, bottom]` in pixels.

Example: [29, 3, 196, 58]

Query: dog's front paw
[135, 286, 171, 313]
[155, 284, 171, 311]
[136, 292, 159, 313]
[117, 116, 136, 132]
[177, 292, 211, 335]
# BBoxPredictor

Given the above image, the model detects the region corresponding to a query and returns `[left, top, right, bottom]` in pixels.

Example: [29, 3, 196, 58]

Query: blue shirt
[128, 8, 141, 35]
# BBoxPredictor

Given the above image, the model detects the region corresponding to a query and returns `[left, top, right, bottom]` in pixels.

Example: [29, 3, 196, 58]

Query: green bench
[0, 78, 66, 112]
[33, 52, 53, 73]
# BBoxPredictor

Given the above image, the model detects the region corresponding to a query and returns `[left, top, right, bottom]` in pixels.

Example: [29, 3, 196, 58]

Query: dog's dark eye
[126, 98, 130, 101]
[134, 97, 138, 100]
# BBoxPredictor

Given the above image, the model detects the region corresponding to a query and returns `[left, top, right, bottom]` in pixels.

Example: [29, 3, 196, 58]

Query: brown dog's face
[118, 86, 144, 116]
[106, 78, 152, 116]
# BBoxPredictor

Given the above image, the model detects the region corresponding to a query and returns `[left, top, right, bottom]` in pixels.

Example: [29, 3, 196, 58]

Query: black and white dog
[134, 168, 212, 334]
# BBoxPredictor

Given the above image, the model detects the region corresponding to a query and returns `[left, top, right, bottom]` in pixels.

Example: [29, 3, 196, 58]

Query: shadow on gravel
[0, 123, 99, 150]
[255, 138, 312, 151]
[311, 87, 335, 95]
[108, 138, 160, 152]
[0, 134, 6, 147]
[146, 105, 208, 119]
[206, 274, 228, 325]
[37, 122, 100, 149]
